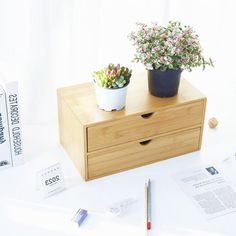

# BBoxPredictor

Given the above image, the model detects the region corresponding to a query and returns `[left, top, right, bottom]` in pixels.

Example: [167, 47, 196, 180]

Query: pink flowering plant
[128, 21, 213, 71]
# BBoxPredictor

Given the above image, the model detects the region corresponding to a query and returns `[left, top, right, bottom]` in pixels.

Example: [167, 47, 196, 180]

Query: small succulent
[93, 63, 132, 89]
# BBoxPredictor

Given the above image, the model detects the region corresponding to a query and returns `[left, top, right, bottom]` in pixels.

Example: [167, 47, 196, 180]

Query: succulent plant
[93, 63, 132, 89]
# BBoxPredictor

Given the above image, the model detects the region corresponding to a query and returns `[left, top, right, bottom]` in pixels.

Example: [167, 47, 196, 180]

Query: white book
[0, 78, 24, 166]
[0, 86, 12, 170]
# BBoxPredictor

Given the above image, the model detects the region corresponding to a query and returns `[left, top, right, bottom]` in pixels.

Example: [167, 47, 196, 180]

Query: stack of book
[0, 80, 23, 170]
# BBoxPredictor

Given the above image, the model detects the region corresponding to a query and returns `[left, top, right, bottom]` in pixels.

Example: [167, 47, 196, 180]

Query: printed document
[174, 164, 236, 219]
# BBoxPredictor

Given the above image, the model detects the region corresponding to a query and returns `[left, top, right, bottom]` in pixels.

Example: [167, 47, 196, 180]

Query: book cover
[0, 86, 12, 170]
[3, 81, 24, 166]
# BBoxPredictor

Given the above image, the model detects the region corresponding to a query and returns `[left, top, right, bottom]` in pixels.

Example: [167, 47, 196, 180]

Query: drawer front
[88, 128, 201, 179]
[88, 101, 204, 152]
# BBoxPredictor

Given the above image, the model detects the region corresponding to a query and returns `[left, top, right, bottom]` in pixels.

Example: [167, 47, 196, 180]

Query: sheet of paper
[173, 164, 236, 219]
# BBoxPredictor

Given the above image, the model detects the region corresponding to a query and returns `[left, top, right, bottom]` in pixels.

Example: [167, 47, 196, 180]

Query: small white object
[222, 157, 232, 163]
[94, 83, 128, 111]
[107, 198, 137, 217]
[222, 154, 236, 163]
[36, 163, 65, 198]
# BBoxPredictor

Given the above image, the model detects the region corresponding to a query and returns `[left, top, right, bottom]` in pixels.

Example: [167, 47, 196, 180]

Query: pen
[145, 183, 148, 229]
[147, 179, 151, 230]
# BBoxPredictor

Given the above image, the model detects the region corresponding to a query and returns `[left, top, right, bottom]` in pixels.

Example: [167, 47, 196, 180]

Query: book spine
[4, 81, 24, 166]
[0, 86, 12, 170]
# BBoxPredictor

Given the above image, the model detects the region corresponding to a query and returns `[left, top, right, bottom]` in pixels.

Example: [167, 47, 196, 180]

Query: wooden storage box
[57, 74, 206, 181]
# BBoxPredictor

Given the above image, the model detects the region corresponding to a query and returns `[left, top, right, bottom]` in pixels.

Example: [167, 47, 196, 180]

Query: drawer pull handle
[141, 112, 154, 119]
[139, 139, 152, 145]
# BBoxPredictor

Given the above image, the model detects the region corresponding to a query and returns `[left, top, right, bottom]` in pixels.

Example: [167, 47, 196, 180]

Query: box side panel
[57, 91, 86, 180]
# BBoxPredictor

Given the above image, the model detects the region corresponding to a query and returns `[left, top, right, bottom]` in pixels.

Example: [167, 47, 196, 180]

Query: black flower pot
[148, 69, 182, 97]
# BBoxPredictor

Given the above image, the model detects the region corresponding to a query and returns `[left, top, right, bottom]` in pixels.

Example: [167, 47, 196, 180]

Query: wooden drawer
[58, 77, 206, 181]
[88, 128, 201, 179]
[88, 102, 203, 152]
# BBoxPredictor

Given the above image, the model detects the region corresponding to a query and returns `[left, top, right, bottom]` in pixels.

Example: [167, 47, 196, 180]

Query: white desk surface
[1, 79, 236, 236]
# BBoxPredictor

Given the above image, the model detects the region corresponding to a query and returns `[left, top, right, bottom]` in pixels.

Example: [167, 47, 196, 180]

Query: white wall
[0, 0, 53, 124]
[167, 0, 236, 124]
[50, 0, 169, 88]
[0, 0, 235, 125]
[0, 0, 168, 124]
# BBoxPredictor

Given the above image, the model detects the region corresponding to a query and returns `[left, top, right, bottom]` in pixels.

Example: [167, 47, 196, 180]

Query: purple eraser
[72, 209, 88, 226]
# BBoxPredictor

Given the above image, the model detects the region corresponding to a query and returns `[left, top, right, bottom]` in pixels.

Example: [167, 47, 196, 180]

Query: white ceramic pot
[94, 83, 128, 111]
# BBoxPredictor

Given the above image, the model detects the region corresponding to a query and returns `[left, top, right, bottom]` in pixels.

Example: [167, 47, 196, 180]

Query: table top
[58, 73, 205, 126]
[1, 77, 236, 236]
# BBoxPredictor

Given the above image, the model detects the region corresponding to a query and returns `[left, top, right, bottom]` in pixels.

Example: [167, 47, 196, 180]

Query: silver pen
[147, 179, 151, 230]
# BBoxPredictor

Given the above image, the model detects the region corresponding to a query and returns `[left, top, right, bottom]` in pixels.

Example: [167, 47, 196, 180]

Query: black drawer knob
[141, 112, 154, 119]
[139, 139, 152, 145]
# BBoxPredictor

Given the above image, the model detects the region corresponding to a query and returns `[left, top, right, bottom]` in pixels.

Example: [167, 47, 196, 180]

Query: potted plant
[93, 63, 132, 111]
[129, 21, 213, 97]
